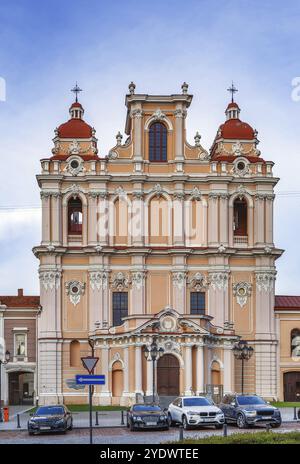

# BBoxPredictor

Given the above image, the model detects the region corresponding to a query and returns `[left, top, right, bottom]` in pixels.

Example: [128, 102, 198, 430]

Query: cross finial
[227, 81, 238, 103]
[71, 82, 82, 102]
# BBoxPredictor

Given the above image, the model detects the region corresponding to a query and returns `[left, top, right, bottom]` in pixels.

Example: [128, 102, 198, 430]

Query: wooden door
[157, 354, 179, 396]
[284, 372, 300, 401]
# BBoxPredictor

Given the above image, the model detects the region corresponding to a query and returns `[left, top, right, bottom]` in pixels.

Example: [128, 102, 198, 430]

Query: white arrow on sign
[81, 356, 99, 374]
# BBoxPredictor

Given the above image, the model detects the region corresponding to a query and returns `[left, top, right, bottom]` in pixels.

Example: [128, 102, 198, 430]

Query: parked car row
[27, 394, 282, 434]
[127, 394, 282, 432]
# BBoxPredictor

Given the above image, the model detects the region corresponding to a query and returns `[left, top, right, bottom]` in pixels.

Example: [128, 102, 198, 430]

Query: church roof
[57, 118, 93, 138]
[218, 118, 255, 140]
[275, 295, 300, 310]
[0, 289, 40, 308]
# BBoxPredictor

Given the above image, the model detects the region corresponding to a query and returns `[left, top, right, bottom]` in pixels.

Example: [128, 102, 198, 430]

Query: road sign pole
[89, 384, 93, 445]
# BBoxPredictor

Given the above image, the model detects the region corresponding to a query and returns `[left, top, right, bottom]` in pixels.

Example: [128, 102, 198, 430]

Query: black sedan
[127, 404, 169, 431]
[219, 394, 282, 429]
[28, 405, 73, 435]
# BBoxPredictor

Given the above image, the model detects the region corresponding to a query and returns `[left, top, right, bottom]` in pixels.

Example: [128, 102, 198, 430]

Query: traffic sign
[75, 374, 105, 385]
[81, 356, 99, 374]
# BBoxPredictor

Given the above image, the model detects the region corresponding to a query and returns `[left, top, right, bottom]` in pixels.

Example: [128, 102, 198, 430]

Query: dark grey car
[28, 405, 73, 435]
[127, 404, 169, 431]
[219, 394, 282, 429]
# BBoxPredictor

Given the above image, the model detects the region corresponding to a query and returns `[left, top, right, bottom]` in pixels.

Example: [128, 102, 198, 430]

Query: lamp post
[143, 339, 164, 403]
[0, 350, 10, 422]
[233, 340, 254, 394]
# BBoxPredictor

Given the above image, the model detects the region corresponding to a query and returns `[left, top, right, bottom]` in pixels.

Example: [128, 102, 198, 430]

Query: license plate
[40, 426, 51, 430]
[262, 417, 272, 420]
[146, 421, 157, 426]
[202, 418, 214, 422]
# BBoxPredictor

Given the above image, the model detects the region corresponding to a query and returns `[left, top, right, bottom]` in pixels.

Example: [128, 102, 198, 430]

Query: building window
[70, 340, 80, 367]
[291, 329, 300, 357]
[190, 292, 205, 315]
[112, 292, 128, 327]
[233, 198, 247, 236]
[14, 333, 27, 358]
[68, 198, 83, 234]
[149, 122, 167, 162]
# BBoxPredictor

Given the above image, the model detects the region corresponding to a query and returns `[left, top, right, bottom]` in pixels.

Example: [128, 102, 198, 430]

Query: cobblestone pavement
[0, 422, 300, 444]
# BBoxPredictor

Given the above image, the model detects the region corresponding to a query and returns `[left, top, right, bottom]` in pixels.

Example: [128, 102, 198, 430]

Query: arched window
[291, 329, 300, 357]
[68, 198, 82, 234]
[233, 197, 247, 236]
[149, 122, 167, 162]
[70, 340, 80, 367]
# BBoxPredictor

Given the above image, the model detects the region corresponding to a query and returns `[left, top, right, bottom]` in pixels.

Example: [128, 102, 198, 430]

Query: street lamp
[0, 350, 10, 422]
[233, 340, 254, 394]
[143, 339, 164, 403]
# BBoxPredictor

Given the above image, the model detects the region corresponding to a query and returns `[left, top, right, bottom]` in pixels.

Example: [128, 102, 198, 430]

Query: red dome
[218, 118, 255, 140]
[57, 118, 93, 138]
[226, 101, 240, 110]
[70, 102, 83, 109]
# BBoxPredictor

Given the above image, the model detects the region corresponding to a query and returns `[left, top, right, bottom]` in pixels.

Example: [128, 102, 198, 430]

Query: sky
[0, 0, 299, 295]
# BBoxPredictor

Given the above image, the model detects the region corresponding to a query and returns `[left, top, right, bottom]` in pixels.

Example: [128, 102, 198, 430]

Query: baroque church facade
[32, 82, 285, 406]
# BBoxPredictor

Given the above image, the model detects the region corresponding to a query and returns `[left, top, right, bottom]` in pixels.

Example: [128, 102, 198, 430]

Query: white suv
[168, 396, 225, 429]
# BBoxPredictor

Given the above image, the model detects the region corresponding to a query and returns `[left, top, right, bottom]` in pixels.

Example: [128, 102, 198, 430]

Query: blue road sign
[75, 374, 105, 385]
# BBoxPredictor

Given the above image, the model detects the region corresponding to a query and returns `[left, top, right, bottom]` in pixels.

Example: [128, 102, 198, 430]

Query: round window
[71, 286, 79, 294]
[237, 161, 245, 171]
[70, 159, 79, 169]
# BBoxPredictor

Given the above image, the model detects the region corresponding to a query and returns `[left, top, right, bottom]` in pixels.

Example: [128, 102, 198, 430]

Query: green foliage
[271, 402, 300, 408]
[169, 431, 300, 444]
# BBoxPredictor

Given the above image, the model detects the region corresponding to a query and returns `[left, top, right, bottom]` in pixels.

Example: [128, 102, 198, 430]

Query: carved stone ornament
[89, 271, 108, 291]
[107, 150, 118, 160]
[209, 272, 229, 291]
[160, 316, 178, 333]
[65, 281, 86, 306]
[111, 272, 130, 291]
[68, 140, 81, 155]
[152, 183, 164, 198]
[231, 159, 250, 177]
[172, 271, 186, 290]
[65, 156, 85, 176]
[65, 183, 84, 199]
[255, 271, 276, 293]
[152, 108, 166, 121]
[173, 191, 185, 200]
[190, 187, 202, 201]
[188, 272, 208, 292]
[232, 141, 243, 156]
[115, 186, 126, 197]
[233, 282, 252, 308]
[39, 270, 61, 290]
[131, 271, 146, 290]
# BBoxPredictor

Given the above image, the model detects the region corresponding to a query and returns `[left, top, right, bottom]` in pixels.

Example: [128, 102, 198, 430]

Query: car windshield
[132, 405, 161, 412]
[237, 396, 266, 406]
[36, 406, 65, 416]
[183, 398, 212, 407]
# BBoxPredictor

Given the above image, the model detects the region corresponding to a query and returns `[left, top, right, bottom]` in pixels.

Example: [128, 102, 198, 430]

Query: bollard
[179, 424, 184, 441]
[223, 423, 228, 437]
[17, 414, 21, 429]
[121, 410, 125, 425]
[95, 410, 99, 426]
[294, 407, 297, 421]
[266, 423, 271, 432]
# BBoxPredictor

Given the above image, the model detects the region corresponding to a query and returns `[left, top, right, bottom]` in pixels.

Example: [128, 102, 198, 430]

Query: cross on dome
[227, 81, 238, 103]
[71, 82, 83, 103]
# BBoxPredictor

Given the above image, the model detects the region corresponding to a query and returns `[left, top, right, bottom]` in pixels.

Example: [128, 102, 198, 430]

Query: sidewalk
[0, 409, 126, 431]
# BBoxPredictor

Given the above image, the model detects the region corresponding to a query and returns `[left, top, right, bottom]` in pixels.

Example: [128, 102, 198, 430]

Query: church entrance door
[157, 354, 180, 396]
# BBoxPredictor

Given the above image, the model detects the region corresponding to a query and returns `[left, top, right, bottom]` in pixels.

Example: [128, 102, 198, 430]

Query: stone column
[123, 346, 129, 396]
[135, 345, 143, 394]
[88, 194, 98, 245]
[196, 344, 205, 394]
[265, 194, 275, 246]
[131, 192, 144, 246]
[131, 268, 146, 315]
[99, 345, 111, 404]
[254, 195, 265, 245]
[172, 270, 186, 314]
[219, 194, 229, 246]
[146, 359, 154, 397]
[184, 344, 193, 395]
[41, 193, 51, 244]
[208, 193, 219, 246]
[51, 193, 62, 245]
[132, 107, 143, 162]
[98, 193, 109, 246]
[173, 194, 185, 246]
[208, 271, 230, 327]
[223, 345, 234, 394]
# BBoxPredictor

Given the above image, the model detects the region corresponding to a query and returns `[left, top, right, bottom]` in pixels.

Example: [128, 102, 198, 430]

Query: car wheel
[215, 424, 223, 430]
[68, 420, 73, 431]
[28, 430, 34, 436]
[182, 415, 190, 430]
[237, 413, 247, 429]
[271, 423, 281, 428]
[168, 413, 176, 427]
[129, 420, 136, 432]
